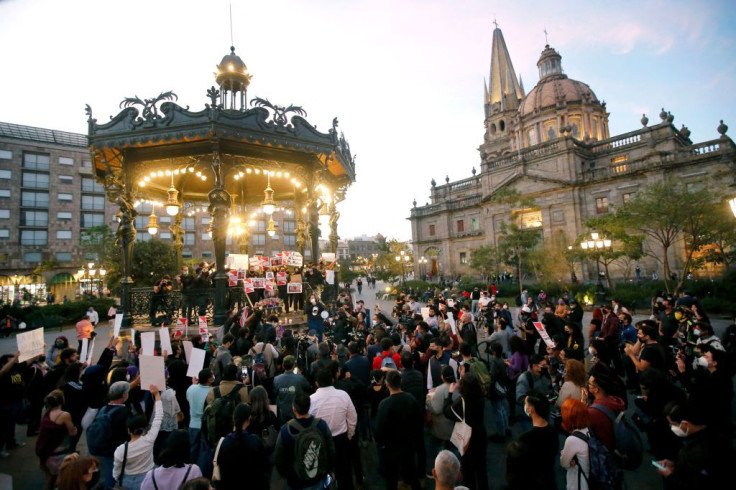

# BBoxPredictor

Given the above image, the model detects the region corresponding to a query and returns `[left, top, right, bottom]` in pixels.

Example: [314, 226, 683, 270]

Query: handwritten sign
[86, 338, 96, 364]
[113, 314, 123, 337]
[141, 331, 156, 356]
[139, 355, 166, 391]
[159, 328, 172, 356]
[321, 253, 335, 263]
[533, 322, 556, 348]
[186, 348, 206, 377]
[285, 251, 303, 267]
[17, 328, 44, 362]
[226, 253, 249, 270]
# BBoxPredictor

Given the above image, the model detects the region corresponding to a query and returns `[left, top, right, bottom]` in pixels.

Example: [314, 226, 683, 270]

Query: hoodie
[588, 395, 626, 450]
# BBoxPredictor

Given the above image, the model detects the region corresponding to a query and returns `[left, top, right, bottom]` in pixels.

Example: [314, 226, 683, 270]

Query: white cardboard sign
[159, 328, 172, 356]
[113, 314, 123, 337]
[16, 328, 44, 362]
[139, 355, 166, 391]
[80, 338, 89, 363]
[141, 331, 156, 356]
[186, 348, 206, 377]
[182, 341, 193, 363]
[533, 322, 556, 348]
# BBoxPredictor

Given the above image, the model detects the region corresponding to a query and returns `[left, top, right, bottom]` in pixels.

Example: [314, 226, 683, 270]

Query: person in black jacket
[215, 403, 269, 490]
[443, 370, 488, 490]
[375, 370, 423, 490]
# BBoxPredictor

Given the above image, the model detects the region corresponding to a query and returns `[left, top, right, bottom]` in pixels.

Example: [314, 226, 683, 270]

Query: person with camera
[150, 275, 173, 326]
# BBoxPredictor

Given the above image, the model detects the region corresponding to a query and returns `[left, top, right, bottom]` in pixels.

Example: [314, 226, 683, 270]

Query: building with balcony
[409, 27, 735, 280]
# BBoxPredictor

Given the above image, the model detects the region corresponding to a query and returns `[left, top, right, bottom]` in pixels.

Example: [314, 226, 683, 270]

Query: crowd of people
[0, 279, 734, 490]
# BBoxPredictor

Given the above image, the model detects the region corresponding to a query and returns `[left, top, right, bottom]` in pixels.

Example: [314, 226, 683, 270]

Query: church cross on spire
[544, 27, 549, 45]
[493, 18, 499, 29]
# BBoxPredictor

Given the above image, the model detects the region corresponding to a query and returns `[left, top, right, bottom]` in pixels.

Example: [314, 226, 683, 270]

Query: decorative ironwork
[206, 86, 221, 109]
[251, 97, 307, 127]
[119, 91, 179, 127]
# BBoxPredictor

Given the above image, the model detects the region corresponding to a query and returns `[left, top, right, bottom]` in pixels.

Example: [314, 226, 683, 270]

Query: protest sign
[182, 340, 193, 363]
[113, 314, 123, 337]
[321, 252, 335, 262]
[186, 348, 206, 377]
[287, 283, 302, 294]
[139, 355, 166, 391]
[159, 327, 172, 356]
[532, 322, 556, 348]
[80, 338, 89, 363]
[446, 313, 457, 335]
[86, 338, 96, 364]
[285, 251, 302, 267]
[253, 278, 265, 289]
[276, 272, 287, 286]
[421, 307, 430, 321]
[141, 331, 156, 356]
[16, 328, 44, 362]
[243, 280, 254, 293]
[326, 270, 335, 285]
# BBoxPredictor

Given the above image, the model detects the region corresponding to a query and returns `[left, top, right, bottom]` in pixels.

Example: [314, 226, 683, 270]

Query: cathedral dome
[518, 76, 600, 117]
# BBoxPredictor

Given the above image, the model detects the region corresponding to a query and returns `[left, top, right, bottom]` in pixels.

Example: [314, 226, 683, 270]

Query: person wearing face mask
[305, 295, 325, 342]
[515, 354, 554, 431]
[693, 322, 724, 352]
[634, 368, 685, 461]
[518, 391, 558, 489]
[586, 373, 625, 453]
[624, 321, 666, 373]
[675, 346, 733, 432]
[656, 400, 732, 489]
[57, 453, 100, 490]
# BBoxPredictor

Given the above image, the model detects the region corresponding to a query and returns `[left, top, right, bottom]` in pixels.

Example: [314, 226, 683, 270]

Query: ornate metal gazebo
[87, 47, 355, 327]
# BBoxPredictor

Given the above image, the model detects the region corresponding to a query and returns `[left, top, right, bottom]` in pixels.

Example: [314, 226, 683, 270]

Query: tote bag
[450, 397, 472, 456]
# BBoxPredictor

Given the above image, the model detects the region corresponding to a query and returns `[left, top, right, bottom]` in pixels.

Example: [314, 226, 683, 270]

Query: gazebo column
[117, 187, 137, 328]
[308, 198, 320, 263]
[294, 190, 307, 257]
[208, 150, 232, 326]
[171, 211, 184, 273]
[328, 199, 340, 298]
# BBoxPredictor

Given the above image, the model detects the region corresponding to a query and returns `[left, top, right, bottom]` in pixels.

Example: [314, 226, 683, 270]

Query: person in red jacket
[587, 372, 626, 451]
[372, 337, 403, 370]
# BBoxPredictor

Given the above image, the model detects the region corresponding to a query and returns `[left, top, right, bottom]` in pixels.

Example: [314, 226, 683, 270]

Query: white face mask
[310, 298, 316, 304]
[670, 424, 688, 438]
[696, 356, 709, 368]
[692, 329, 701, 337]
[589, 347, 596, 357]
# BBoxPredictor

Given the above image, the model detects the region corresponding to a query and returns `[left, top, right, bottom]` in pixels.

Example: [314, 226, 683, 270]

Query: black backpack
[201, 385, 243, 446]
[289, 417, 329, 482]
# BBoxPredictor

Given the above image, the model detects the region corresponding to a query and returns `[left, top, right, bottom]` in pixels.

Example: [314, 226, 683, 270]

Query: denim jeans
[97, 455, 115, 489]
[121, 472, 147, 490]
[188, 427, 201, 464]
[490, 397, 510, 435]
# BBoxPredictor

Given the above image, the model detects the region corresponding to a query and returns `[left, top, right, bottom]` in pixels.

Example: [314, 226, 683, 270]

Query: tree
[692, 203, 736, 272]
[469, 245, 506, 280]
[373, 239, 412, 283]
[581, 215, 644, 288]
[498, 222, 541, 295]
[130, 240, 178, 288]
[80, 225, 118, 263]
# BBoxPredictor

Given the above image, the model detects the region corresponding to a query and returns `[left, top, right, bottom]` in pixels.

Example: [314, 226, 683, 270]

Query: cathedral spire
[487, 25, 524, 116]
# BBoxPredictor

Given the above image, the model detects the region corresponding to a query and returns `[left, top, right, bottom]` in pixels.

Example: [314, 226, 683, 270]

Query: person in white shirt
[113, 385, 163, 490]
[559, 398, 591, 490]
[87, 306, 99, 327]
[309, 368, 357, 490]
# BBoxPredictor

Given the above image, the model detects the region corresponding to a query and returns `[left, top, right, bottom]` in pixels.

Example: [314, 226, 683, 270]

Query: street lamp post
[77, 263, 107, 298]
[418, 256, 428, 281]
[580, 232, 612, 299]
[395, 250, 410, 288]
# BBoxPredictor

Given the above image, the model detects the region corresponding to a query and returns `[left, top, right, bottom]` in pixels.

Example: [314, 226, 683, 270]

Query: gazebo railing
[129, 287, 247, 327]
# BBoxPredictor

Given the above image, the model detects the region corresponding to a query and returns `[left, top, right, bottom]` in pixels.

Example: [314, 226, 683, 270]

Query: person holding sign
[112, 385, 163, 489]
[75, 313, 94, 354]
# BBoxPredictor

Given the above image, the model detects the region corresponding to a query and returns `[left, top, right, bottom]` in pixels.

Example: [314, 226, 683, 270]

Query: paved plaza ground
[0, 281, 733, 489]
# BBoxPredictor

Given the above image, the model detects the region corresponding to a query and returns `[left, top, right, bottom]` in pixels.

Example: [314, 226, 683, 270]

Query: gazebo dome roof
[215, 46, 252, 87]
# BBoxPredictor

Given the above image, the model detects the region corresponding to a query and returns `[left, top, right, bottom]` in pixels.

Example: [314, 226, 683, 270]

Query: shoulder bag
[450, 397, 472, 456]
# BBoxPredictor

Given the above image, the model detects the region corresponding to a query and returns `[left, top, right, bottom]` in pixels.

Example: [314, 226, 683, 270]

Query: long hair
[249, 386, 270, 424]
[57, 456, 98, 490]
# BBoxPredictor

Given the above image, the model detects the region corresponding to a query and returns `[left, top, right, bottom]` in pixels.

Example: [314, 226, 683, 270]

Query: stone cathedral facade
[409, 27, 735, 281]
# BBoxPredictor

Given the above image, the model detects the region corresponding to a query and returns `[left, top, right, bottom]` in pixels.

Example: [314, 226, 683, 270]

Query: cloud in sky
[0, 0, 733, 242]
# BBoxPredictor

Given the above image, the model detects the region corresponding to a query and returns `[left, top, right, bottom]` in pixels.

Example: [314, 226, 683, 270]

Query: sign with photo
[287, 282, 303, 294]
[253, 277, 265, 289]
[227, 271, 238, 287]
[265, 280, 274, 291]
[249, 256, 260, 267]
[237, 269, 246, 280]
[243, 280, 254, 293]
[265, 271, 274, 280]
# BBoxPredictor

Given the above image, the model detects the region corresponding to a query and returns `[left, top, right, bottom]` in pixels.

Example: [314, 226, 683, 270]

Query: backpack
[86, 405, 122, 456]
[289, 417, 329, 482]
[572, 430, 620, 490]
[201, 385, 243, 446]
[590, 403, 644, 470]
[380, 353, 397, 370]
[252, 343, 270, 386]
[465, 358, 491, 396]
